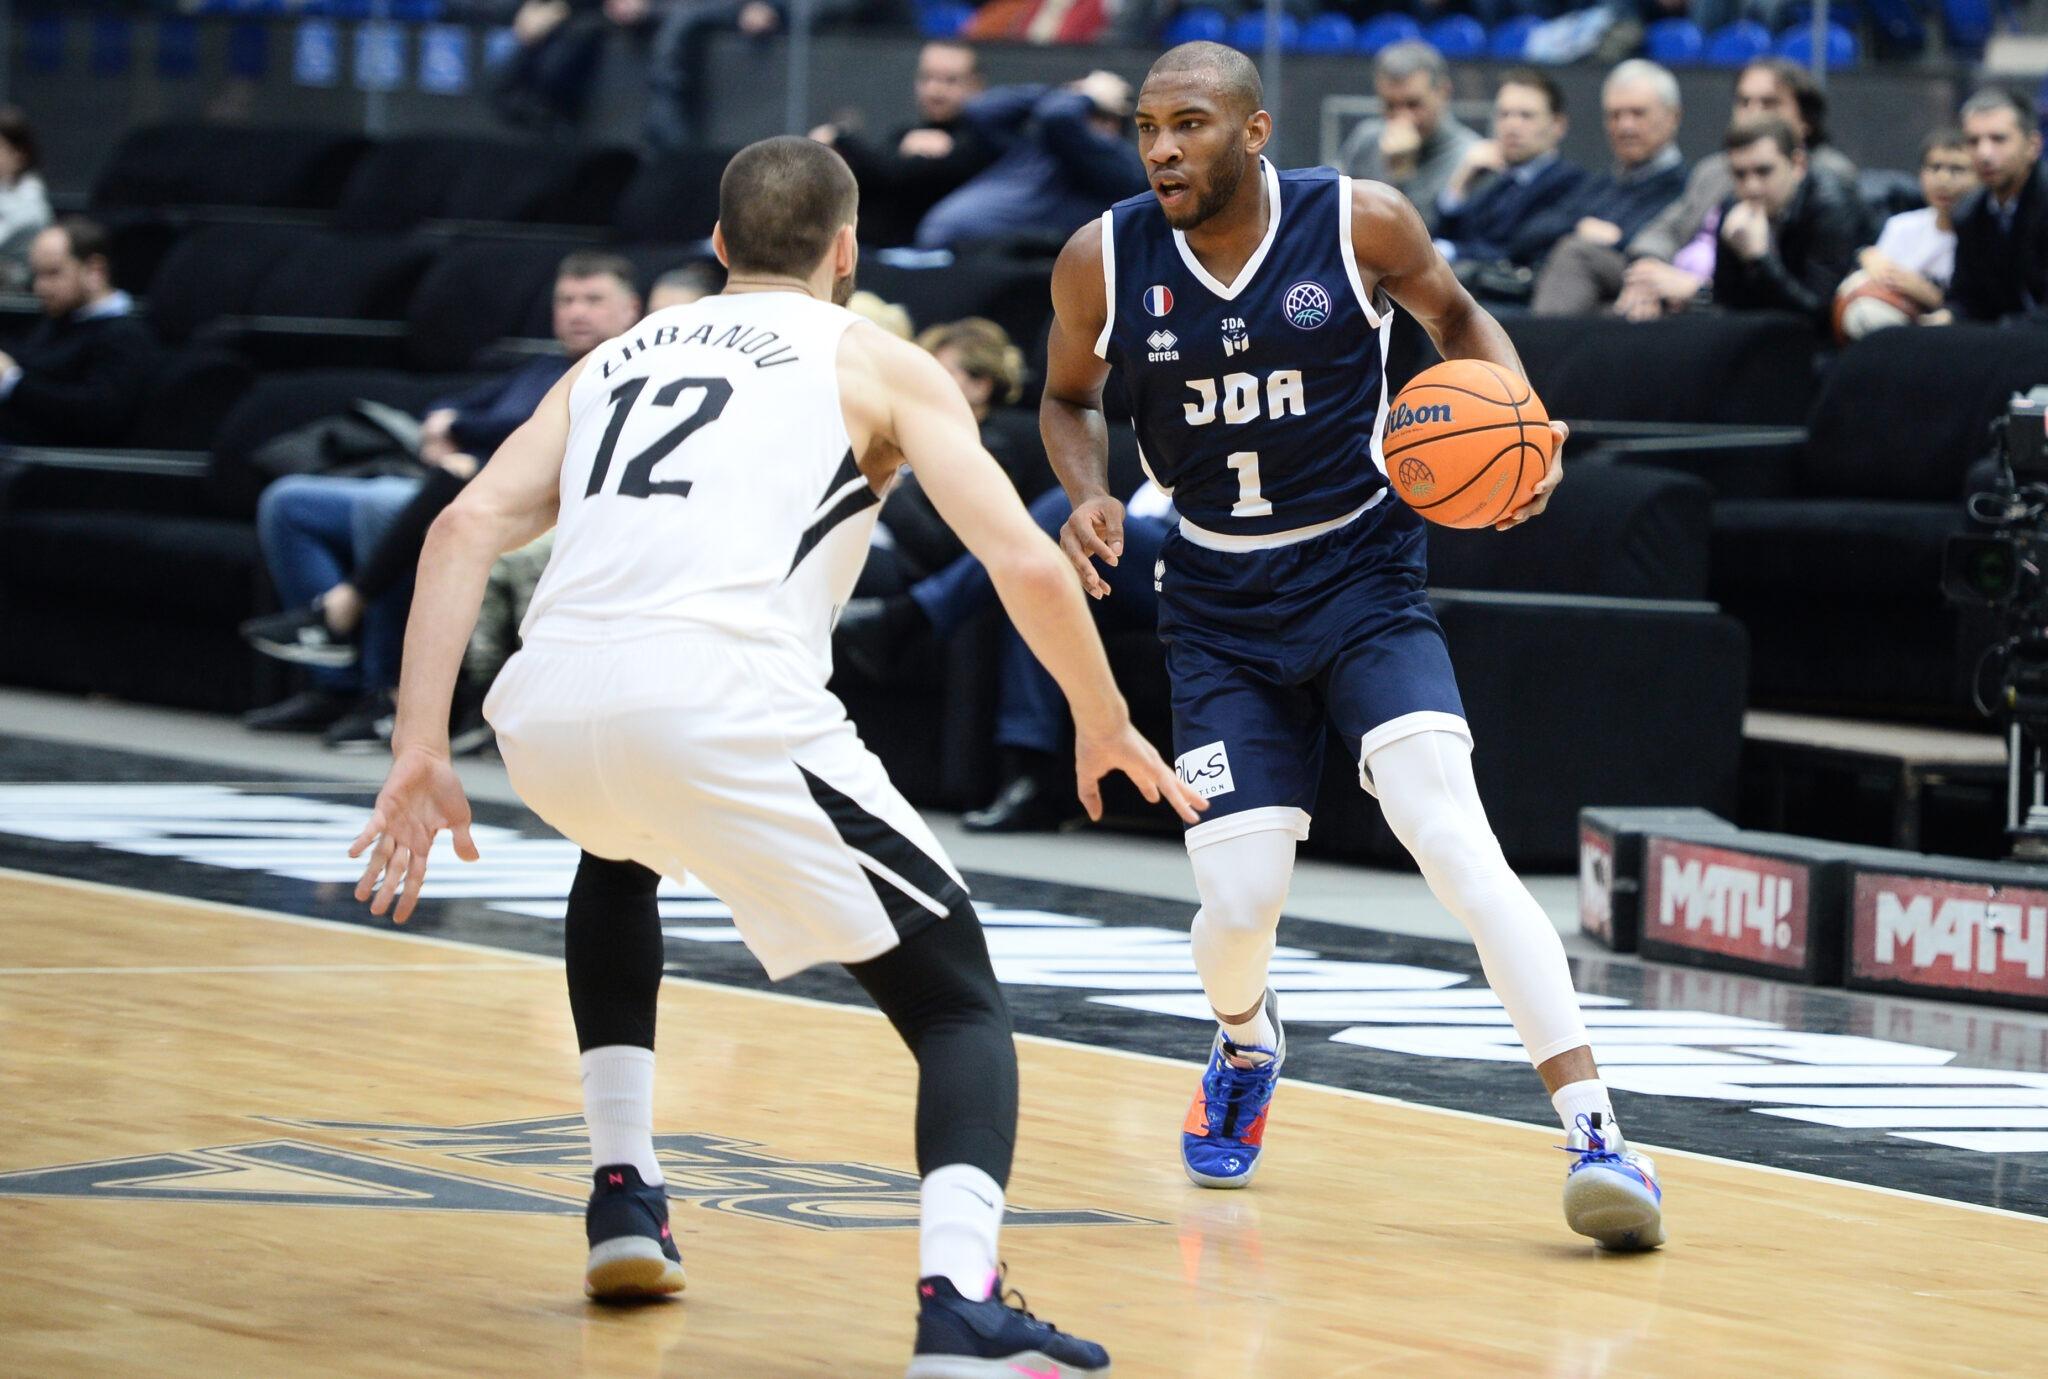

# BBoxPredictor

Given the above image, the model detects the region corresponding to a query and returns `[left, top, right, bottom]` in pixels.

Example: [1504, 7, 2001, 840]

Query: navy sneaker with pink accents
[584, 1163, 687, 1299]
[906, 1272, 1111, 1378]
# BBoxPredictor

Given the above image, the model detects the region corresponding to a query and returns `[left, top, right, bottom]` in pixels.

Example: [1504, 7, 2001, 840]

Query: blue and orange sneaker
[584, 1164, 687, 1299]
[1179, 989, 1284, 1189]
[1560, 1113, 1665, 1251]
[907, 1271, 1110, 1378]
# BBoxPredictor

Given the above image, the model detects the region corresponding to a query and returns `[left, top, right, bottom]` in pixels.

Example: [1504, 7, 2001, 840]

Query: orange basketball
[1385, 359, 1553, 529]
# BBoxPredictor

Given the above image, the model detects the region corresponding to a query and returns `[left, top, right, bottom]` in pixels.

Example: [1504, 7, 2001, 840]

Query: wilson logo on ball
[1387, 402, 1452, 434]
[1397, 456, 1437, 497]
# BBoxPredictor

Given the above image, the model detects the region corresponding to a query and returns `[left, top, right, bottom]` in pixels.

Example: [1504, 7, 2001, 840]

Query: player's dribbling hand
[348, 745, 481, 925]
[1495, 420, 1567, 531]
[1060, 493, 1126, 600]
[1075, 722, 1207, 825]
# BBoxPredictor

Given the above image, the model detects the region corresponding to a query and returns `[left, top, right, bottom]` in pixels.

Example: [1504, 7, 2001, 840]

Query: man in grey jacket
[1339, 41, 1479, 234]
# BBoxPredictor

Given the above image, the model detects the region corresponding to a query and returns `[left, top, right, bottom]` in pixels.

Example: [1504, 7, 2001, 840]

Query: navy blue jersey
[1097, 160, 1394, 539]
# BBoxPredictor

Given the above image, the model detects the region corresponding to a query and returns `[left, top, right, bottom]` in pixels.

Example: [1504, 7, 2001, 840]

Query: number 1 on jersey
[1227, 451, 1272, 518]
[586, 375, 734, 500]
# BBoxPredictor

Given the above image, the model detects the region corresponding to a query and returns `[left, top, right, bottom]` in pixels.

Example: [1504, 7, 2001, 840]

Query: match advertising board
[1578, 808, 1736, 952]
[1849, 866, 2048, 1013]
[1637, 833, 1849, 984]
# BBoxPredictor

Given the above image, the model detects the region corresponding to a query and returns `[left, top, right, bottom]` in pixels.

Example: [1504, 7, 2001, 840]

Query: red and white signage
[1851, 872, 2048, 1002]
[1579, 825, 1615, 946]
[1642, 838, 1810, 971]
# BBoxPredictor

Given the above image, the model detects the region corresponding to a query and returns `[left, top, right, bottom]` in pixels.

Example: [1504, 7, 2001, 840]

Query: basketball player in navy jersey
[1042, 42, 1665, 1250]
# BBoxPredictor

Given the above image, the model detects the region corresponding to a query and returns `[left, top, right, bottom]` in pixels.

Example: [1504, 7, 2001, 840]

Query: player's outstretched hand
[1059, 492, 1127, 599]
[1496, 419, 1568, 531]
[1075, 722, 1207, 825]
[347, 745, 481, 925]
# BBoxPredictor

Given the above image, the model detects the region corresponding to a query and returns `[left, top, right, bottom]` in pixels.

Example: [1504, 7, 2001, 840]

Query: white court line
[6, 864, 2046, 1230]
[0, 962, 551, 977]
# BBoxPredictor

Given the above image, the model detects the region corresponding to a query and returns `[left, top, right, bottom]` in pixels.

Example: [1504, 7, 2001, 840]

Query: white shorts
[484, 627, 969, 980]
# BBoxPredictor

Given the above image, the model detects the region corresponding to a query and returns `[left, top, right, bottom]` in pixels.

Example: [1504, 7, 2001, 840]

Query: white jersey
[523, 290, 876, 676]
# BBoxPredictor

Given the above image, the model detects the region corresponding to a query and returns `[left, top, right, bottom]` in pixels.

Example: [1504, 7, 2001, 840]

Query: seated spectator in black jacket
[1435, 70, 1588, 269]
[812, 42, 998, 249]
[1527, 60, 1691, 315]
[0, 218, 156, 447]
[239, 253, 642, 749]
[1710, 117, 1865, 329]
[914, 71, 1147, 252]
[493, 0, 642, 130]
[1948, 87, 2048, 326]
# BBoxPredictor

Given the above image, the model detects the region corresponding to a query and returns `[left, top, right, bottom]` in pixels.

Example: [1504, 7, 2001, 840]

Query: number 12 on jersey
[586, 375, 734, 500]
[1226, 451, 1272, 518]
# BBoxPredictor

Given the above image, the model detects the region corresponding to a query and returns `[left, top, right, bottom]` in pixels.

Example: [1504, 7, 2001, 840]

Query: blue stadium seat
[1488, 15, 1539, 58]
[1162, 6, 1229, 44]
[1229, 11, 1300, 50]
[1940, 0, 1992, 53]
[918, 2, 974, 35]
[1703, 19, 1771, 65]
[1426, 14, 1486, 57]
[1645, 18, 1704, 64]
[1357, 13, 1424, 52]
[1774, 22, 1859, 64]
[1293, 13, 1357, 52]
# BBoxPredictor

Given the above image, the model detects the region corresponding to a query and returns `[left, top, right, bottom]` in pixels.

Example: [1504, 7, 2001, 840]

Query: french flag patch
[1144, 285, 1174, 317]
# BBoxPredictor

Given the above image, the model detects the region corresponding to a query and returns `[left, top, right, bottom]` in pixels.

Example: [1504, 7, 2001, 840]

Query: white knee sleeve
[1187, 827, 1296, 1019]
[1369, 731, 1590, 1067]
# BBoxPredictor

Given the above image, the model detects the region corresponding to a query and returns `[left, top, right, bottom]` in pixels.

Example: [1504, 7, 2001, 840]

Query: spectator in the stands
[1434, 70, 1588, 269]
[240, 253, 642, 749]
[914, 70, 1147, 251]
[1709, 117, 1865, 328]
[0, 218, 156, 448]
[493, 0, 644, 130]
[0, 110, 50, 288]
[645, 0, 906, 153]
[851, 316, 1026, 600]
[811, 41, 998, 248]
[1526, 59, 1689, 315]
[647, 260, 724, 310]
[1339, 42, 1480, 234]
[1615, 58, 1857, 322]
[1838, 129, 1974, 337]
[1948, 87, 2048, 326]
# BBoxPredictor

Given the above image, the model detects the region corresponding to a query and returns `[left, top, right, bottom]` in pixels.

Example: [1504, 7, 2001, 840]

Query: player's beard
[831, 269, 857, 307]
[1170, 139, 1249, 230]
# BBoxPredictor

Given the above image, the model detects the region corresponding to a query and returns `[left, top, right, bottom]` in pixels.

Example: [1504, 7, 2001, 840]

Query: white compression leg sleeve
[1369, 731, 1590, 1068]
[1188, 829, 1298, 1043]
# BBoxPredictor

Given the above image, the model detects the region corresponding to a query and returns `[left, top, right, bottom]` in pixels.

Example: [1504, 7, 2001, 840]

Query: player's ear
[834, 222, 858, 279]
[711, 223, 731, 269]
[1246, 109, 1273, 157]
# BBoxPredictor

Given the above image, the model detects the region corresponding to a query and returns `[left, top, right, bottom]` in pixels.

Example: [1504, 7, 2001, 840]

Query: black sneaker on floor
[241, 602, 358, 669]
[584, 1164, 686, 1300]
[322, 691, 395, 753]
[907, 1273, 1110, 1377]
[242, 688, 355, 734]
[961, 774, 1075, 834]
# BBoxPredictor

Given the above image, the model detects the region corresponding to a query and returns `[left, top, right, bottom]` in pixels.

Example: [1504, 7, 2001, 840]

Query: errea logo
[1147, 329, 1180, 363]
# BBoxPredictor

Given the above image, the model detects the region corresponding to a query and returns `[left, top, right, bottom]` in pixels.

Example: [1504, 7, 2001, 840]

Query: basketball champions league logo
[1284, 281, 1331, 330]
[0, 1116, 1155, 1232]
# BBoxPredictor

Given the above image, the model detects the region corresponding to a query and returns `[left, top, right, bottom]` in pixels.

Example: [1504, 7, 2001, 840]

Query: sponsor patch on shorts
[1175, 741, 1235, 799]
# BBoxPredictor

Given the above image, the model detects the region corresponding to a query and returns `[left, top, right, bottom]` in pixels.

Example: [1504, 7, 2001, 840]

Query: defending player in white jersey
[349, 135, 1201, 1379]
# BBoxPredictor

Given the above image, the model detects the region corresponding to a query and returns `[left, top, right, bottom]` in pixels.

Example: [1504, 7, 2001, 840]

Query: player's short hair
[1920, 126, 1967, 161]
[918, 317, 1025, 406]
[49, 215, 109, 267]
[1373, 40, 1450, 90]
[1145, 40, 1264, 120]
[1497, 68, 1564, 117]
[556, 251, 636, 292]
[1726, 114, 1801, 159]
[1739, 57, 1830, 148]
[718, 136, 859, 279]
[1604, 58, 1681, 113]
[1961, 85, 2038, 132]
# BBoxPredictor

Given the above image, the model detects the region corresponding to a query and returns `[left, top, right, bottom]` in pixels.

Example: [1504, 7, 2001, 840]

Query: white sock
[1218, 998, 1278, 1058]
[1552, 1079, 1617, 1141]
[919, 1164, 1003, 1300]
[581, 1045, 662, 1185]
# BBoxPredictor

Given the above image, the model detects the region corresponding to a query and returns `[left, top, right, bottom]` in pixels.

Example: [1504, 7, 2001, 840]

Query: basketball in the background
[1385, 360, 1553, 529]
[1832, 268, 1923, 344]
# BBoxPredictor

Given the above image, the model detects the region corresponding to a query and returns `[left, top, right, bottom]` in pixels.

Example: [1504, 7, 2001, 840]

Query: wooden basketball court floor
[4, 869, 2046, 1378]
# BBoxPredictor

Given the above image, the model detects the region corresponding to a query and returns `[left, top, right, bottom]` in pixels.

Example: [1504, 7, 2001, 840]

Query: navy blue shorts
[1155, 498, 1468, 848]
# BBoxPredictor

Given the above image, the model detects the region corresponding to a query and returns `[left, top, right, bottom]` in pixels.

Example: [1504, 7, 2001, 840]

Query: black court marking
[5, 734, 2048, 1219]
